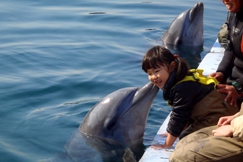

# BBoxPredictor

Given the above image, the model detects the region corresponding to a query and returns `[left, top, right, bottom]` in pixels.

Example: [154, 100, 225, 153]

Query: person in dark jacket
[170, 0, 243, 161]
[210, 0, 243, 108]
[170, 103, 243, 162]
[141, 46, 238, 149]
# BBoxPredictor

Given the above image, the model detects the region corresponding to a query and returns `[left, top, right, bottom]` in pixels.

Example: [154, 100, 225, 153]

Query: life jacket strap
[171, 69, 219, 90]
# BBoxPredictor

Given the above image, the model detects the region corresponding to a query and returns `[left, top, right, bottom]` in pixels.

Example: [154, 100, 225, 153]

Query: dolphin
[44, 82, 159, 162]
[80, 82, 158, 147]
[162, 2, 204, 47]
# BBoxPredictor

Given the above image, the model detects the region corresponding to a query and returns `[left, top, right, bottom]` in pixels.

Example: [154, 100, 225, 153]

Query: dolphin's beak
[189, 2, 204, 21]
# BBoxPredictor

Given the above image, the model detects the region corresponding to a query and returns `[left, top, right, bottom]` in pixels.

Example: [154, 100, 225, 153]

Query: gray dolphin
[80, 82, 158, 148]
[162, 2, 204, 47]
[44, 82, 158, 162]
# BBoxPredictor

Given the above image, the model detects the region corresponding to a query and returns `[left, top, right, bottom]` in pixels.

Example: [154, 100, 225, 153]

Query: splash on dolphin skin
[162, 2, 204, 47]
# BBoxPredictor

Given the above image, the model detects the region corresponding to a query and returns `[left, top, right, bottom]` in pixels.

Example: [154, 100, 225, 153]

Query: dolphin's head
[80, 82, 159, 147]
[162, 2, 204, 47]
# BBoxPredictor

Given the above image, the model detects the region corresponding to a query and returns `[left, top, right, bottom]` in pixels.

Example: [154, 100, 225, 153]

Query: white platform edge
[139, 39, 225, 162]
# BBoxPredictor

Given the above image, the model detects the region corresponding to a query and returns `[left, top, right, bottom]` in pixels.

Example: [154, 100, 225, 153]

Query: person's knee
[169, 151, 183, 162]
[170, 149, 197, 162]
[169, 142, 196, 162]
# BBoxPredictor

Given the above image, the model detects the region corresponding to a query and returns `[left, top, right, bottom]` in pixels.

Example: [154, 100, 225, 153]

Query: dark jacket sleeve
[217, 9, 243, 85]
[216, 49, 235, 80]
[166, 83, 196, 137]
[166, 82, 214, 137]
[236, 76, 243, 87]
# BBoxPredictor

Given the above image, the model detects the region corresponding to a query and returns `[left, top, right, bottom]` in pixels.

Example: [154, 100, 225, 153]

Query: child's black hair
[142, 46, 190, 83]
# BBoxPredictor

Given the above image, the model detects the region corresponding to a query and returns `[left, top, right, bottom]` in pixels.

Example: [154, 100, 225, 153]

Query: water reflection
[163, 43, 203, 69]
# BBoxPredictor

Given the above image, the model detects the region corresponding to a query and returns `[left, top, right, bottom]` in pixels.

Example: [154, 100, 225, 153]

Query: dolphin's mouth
[120, 82, 159, 117]
[133, 82, 158, 104]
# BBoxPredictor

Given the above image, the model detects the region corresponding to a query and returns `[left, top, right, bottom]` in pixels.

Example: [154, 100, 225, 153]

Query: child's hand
[150, 144, 168, 150]
[159, 132, 168, 137]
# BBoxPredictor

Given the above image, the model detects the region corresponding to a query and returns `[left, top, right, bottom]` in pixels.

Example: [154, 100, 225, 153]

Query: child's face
[147, 65, 170, 89]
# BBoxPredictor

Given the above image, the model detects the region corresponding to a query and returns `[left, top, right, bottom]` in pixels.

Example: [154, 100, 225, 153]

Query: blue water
[0, 0, 226, 161]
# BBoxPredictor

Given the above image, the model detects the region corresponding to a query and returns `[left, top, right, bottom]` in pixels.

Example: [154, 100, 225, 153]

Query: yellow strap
[168, 69, 218, 106]
[171, 69, 219, 90]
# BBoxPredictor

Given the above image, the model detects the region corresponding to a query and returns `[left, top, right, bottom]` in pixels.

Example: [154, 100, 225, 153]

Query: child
[142, 46, 239, 149]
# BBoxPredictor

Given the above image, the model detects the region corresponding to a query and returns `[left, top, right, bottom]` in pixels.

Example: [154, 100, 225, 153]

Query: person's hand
[217, 112, 240, 126]
[212, 125, 233, 137]
[159, 132, 168, 137]
[210, 72, 224, 82]
[217, 84, 239, 107]
[217, 115, 236, 126]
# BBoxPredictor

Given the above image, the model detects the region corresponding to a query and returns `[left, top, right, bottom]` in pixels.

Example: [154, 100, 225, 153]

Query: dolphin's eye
[178, 39, 183, 44]
[107, 121, 116, 130]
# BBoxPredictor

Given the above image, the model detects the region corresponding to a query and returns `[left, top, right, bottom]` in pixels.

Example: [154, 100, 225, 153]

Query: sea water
[0, 0, 226, 161]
